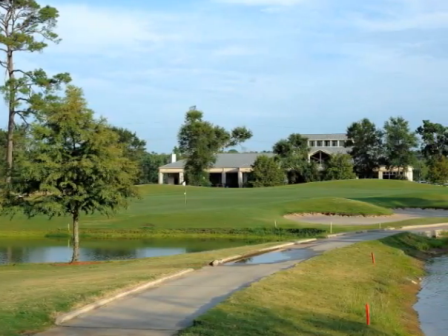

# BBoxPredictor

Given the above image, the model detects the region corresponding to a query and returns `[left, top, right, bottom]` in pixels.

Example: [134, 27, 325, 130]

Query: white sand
[285, 208, 448, 225]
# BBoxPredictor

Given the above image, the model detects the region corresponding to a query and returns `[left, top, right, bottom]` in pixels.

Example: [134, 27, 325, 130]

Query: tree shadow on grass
[180, 306, 393, 336]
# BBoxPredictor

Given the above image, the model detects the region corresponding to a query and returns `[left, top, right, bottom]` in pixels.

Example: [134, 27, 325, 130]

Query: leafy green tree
[273, 133, 318, 183]
[250, 155, 285, 187]
[109, 126, 147, 183]
[178, 108, 252, 185]
[139, 152, 169, 184]
[172, 146, 185, 160]
[346, 118, 384, 178]
[323, 154, 356, 181]
[1, 86, 139, 262]
[412, 151, 429, 182]
[427, 156, 448, 185]
[383, 117, 418, 179]
[0, 0, 71, 181]
[416, 120, 448, 162]
[110, 127, 147, 162]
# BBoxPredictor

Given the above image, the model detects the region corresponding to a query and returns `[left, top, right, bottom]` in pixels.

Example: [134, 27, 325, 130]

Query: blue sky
[3, 0, 448, 152]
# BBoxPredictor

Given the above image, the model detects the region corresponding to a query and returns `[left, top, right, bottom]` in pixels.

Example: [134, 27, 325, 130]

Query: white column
[179, 172, 184, 185]
[238, 170, 243, 188]
[158, 172, 164, 184]
[221, 171, 226, 186]
[378, 171, 383, 180]
[406, 167, 413, 181]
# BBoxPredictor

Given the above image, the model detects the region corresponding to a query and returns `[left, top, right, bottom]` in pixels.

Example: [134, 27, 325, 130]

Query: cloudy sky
[2, 0, 448, 152]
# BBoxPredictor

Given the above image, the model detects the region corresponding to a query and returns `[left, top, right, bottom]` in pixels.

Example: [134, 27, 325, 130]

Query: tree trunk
[70, 212, 80, 263]
[5, 48, 14, 183]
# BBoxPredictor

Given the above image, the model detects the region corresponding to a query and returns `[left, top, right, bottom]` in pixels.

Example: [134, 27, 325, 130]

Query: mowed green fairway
[1, 180, 448, 234]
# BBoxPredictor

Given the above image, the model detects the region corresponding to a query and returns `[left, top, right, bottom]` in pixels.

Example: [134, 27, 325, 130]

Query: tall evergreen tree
[345, 119, 384, 178]
[0, 0, 71, 182]
[1, 86, 139, 262]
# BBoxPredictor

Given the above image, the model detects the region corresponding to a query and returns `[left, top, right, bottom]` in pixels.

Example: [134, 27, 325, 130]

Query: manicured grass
[0, 242, 283, 336]
[181, 233, 448, 336]
[1, 180, 448, 237]
[280, 197, 393, 216]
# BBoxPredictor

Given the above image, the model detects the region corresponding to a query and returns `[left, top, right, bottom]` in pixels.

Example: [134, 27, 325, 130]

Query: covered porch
[158, 168, 251, 188]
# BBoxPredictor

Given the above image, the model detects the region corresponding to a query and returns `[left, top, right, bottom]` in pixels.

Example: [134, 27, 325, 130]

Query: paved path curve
[36, 226, 448, 336]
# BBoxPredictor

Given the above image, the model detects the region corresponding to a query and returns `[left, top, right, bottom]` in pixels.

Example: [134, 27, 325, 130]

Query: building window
[339, 140, 346, 147]
[332, 140, 338, 147]
[325, 140, 331, 147]
[310, 141, 315, 147]
[317, 140, 322, 146]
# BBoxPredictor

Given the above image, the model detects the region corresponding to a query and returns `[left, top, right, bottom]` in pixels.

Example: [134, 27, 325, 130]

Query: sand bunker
[285, 208, 448, 225]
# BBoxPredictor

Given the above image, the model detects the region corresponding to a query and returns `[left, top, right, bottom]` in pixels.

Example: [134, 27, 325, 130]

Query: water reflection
[0, 239, 258, 264]
[228, 248, 316, 265]
[415, 256, 448, 336]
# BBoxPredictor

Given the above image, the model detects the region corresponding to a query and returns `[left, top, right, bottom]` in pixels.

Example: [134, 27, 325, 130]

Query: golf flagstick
[183, 181, 187, 208]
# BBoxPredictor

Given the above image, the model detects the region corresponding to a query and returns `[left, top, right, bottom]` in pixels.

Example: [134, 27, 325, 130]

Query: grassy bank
[181, 233, 448, 336]
[0, 242, 284, 336]
[1, 180, 448, 238]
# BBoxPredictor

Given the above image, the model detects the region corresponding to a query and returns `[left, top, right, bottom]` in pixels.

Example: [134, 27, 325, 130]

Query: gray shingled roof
[160, 153, 276, 169]
[302, 134, 347, 141]
[309, 147, 350, 155]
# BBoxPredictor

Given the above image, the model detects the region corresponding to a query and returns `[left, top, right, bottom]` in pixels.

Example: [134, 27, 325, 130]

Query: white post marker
[183, 181, 187, 207]
[330, 222, 333, 234]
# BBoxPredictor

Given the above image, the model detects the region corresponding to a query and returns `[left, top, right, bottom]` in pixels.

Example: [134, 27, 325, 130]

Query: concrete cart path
[36, 227, 447, 336]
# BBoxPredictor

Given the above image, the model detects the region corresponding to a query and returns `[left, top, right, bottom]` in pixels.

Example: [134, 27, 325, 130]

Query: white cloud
[216, 0, 306, 6]
[47, 4, 181, 56]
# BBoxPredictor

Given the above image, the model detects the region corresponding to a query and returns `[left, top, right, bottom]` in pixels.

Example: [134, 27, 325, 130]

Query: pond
[414, 255, 448, 336]
[0, 239, 262, 264]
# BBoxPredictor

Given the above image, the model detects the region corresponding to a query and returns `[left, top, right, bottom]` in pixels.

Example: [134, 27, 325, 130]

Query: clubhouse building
[158, 134, 414, 188]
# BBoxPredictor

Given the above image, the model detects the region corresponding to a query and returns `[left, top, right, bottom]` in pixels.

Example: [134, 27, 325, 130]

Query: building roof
[302, 133, 347, 141]
[309, 147, 350, 155]
[160, 153, 276, 169]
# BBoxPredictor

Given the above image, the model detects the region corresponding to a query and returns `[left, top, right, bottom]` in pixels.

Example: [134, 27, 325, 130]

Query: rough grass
[1, 180, 448, 237]
[0, 242, 282, 336]
[181, 233, 448, 336]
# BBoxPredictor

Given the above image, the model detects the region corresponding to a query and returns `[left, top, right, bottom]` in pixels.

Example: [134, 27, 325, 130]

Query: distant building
[158, 134, 413, 187]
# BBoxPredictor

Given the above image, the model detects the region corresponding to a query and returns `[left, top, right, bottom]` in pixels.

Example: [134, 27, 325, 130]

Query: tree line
[175, 112, 448, 187]
[251, 117, 448, 187]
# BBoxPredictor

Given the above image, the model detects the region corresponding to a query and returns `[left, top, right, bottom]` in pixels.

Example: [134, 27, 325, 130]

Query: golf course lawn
[1, 180, 448, 238]
[0, 242, 281, 336]
[181, 233, 448, 336]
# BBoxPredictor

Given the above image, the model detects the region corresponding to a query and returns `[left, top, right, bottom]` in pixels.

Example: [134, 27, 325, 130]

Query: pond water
[0, 239, 261, 264]
[415, 256, 448, 336]
[228, 247, 316, 265]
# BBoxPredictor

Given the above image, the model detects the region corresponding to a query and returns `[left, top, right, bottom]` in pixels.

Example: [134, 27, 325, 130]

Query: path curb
[55, 268, 194, 325]
[397, 223, 448, 230]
